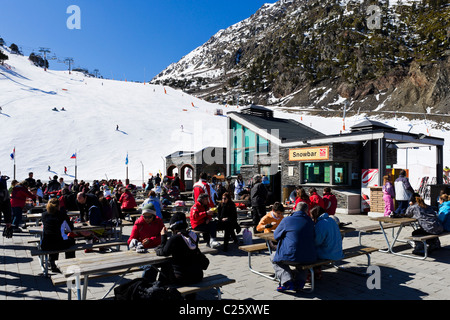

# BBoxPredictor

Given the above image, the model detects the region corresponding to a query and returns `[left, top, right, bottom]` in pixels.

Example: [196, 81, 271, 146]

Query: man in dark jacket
[0, 174, 12, 228]
[25, 172, 36, 189]
[76, 192, 102, 222]
[46, 175, 61, 197]
[271, 201, 317, 292]
[250, 175, 268, 231]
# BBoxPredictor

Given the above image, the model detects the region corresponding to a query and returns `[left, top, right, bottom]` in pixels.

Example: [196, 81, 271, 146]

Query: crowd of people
[2, 168, 450, 295]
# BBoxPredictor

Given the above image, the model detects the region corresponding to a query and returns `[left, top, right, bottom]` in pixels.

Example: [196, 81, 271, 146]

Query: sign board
[289, 146, 329, 161]
[361, 169, 379, 213]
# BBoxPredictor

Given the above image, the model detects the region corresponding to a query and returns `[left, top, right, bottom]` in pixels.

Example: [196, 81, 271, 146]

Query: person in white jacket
[394, 170, 415, 216]
[234, 174, 245, 200]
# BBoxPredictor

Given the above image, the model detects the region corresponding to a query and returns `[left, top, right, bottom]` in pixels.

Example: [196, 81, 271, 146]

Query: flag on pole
[10, 148, 15, 160]
[125, 153, 129, 166]
[70, 153, 77, 159]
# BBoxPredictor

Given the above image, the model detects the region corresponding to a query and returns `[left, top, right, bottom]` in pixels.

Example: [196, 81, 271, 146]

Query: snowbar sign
[289, 146, 329, 161]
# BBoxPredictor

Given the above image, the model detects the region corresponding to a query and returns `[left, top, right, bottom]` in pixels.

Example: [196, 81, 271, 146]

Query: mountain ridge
[151, 0, 450, 119]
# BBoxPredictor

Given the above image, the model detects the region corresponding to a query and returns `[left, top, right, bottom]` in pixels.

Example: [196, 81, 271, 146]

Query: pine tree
[0, 50, 8, 65]
[9, 43, 20, 54]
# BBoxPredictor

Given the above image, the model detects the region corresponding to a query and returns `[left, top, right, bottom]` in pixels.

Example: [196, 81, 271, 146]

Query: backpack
[114, 279, 183, 301]
[88, 205, 103, 226]
[0, 177, 7, 201]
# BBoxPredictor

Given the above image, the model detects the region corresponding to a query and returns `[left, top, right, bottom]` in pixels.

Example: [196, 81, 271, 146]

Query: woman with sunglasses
[128, 207, 165, 250]
[217, 192, 240, 251]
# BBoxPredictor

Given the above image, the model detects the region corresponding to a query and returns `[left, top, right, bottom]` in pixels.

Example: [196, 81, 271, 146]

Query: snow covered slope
[0, 47, 235, 183]
[1, 43, 448, 189]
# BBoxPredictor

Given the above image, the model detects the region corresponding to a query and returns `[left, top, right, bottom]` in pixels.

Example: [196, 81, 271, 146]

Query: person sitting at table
[119, 186, 137, 213]
[189, 193, 220, 248]
[405, 194, 444, 255]
[156, 212, 207, 287]
[288, 186, 302, 203]
[310, 205, 344, 280]
[294, 188, 311, 216]
[322, 187, 338, 216]
[256, 202, 285, 251]
[128, 208, 165, 250]
[76, 192, 102, 222]
[128, 208, 165, 280]
[271, 202, 317, 292]
[309, 187, 325, 210]
[41, 198, 76, 273]
[437, 194, 450, 232]
[257, 201, 285, 234]
[217, 192, 241, 251]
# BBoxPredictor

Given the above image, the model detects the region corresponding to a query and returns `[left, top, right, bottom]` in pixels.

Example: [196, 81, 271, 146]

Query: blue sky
[0, 0, 273, 81]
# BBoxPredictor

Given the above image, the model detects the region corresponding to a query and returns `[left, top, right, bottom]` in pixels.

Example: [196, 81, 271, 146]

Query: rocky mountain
[151, 0, 450, 121]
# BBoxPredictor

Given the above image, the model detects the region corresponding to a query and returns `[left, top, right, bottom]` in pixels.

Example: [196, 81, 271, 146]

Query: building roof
[228, 111, 325, 142]
[350, 119, 396, 132]
[166, 151, 194, 159]
[166, 147, 226, 159]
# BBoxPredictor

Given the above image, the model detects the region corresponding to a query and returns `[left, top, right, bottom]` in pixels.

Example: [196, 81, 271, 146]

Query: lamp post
[140, 161, 144, 186]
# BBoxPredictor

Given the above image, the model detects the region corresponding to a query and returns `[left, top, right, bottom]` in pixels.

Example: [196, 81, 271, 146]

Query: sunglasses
[143, 215, 154, 219]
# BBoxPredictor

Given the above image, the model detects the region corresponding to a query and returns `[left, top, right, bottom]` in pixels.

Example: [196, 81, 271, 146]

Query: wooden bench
[403, 231, 450, 259]
[54, 273, 235, 300]
[171, 274, 235, 299]
[31, 241, 128, 277]
[357, 223, 399, 245]
[292, 246, 379, 293]
[239, 243, 378, 292]
[239, 242, 275, 280]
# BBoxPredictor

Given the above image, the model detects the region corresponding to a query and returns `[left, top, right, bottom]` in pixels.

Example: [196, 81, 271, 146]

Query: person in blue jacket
[309, 205, 344, 280]
[141, 190, 163, 219]
[311, 205, 344, 261]
[438, 194, 450, 232]
[271, 201, 317, 292]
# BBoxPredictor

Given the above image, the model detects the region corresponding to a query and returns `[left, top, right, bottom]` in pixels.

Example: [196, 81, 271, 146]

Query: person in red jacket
[128, 208, 165, 249]
[193, 172, 214, 209]
[128, 208, 165, 281]
[294, 187, 311, 216]
[119, 187, 137, 212]
[10, 181, 35, 230]
[309, 187, 325, 211]
[322, 187, 338, 215]
[189, 193, 220, 248]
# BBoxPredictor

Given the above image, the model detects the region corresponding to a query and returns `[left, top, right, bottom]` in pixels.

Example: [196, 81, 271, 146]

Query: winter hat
[141, 202, 156, 212]
[142, 208, 156, 217]
[169, 212, 188, 231]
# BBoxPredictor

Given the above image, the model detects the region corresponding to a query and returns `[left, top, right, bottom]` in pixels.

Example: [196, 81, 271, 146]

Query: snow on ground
[0, 48, 234, 184]
[1, 45, 448, 189]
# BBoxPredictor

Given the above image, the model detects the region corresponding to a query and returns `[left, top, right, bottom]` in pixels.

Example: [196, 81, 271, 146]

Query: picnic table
[369, 216, 418, 258]
[28, 222, 120, 242]
[55, 246, 217, 300]
[24, 211, 80, 226]
[240, 226, 376, 291]
[255, 226, 356, 245]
